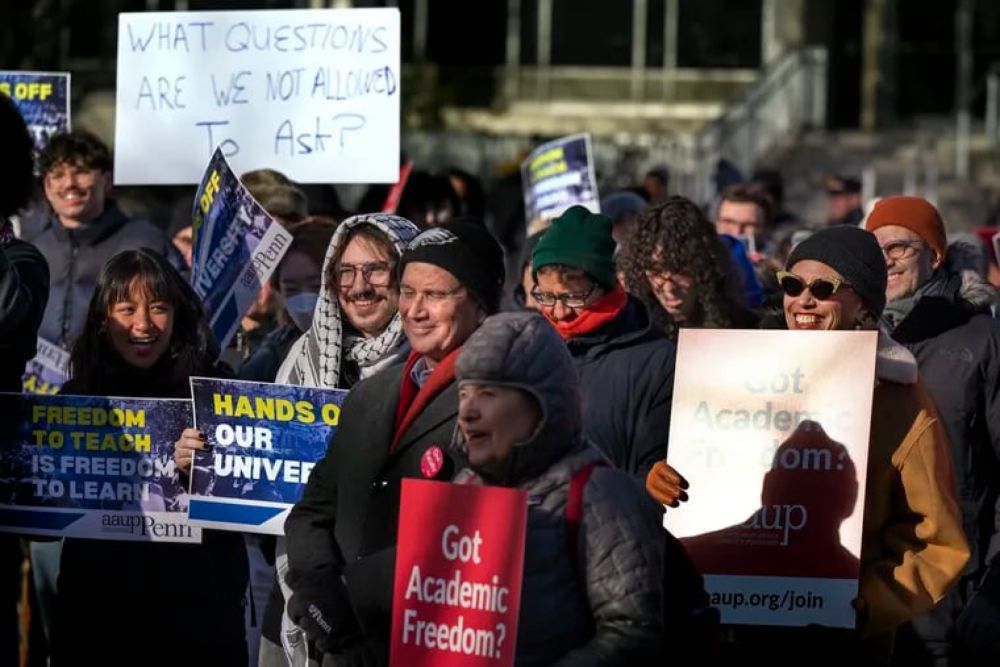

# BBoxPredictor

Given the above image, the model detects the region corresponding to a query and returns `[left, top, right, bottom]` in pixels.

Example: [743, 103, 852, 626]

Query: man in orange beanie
[866, 196, 1000, 664]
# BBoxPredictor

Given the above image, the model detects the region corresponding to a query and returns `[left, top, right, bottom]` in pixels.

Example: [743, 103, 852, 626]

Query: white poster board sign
[114, 8, 400, 185]
[664, 329, 878, 628]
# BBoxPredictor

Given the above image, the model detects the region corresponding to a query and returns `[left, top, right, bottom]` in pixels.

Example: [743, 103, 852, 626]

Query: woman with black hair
[54, 248, 248, 666]
[618, 196, 759, 340]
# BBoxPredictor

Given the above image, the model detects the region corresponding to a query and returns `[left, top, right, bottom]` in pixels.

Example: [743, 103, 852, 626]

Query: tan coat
[859, 338, 970, 640]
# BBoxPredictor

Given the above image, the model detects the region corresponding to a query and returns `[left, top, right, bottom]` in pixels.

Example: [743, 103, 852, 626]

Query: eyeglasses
[879, 239, 924, 260]
[399, 285, 466, 304]
[530, 284, 597, 309]
[776, 271, 852, 300]
[335, 262, 394, 288]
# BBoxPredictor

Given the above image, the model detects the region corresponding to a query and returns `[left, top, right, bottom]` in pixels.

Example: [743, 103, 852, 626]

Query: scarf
[391, 347, 461, 452]
[881, 271, 950, 330]
[542, 285, 628, 340]
[280, 213, 420, 388]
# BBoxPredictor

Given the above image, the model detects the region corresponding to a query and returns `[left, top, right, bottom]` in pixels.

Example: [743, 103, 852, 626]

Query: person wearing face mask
[618, 196, 760, 342]
[238, 217, 337, 384]
[283, 220, 505, 665]
[255, 213, 420, 667]
[530, 205, 677, 478]
[53, 249, 248, 666]
[453, 311, 665, 665]
[647, 225, 969, 665]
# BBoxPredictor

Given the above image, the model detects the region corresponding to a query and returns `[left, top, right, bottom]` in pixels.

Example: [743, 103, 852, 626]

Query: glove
[286, 567, 366, 655]
[646, 460, 689, 507]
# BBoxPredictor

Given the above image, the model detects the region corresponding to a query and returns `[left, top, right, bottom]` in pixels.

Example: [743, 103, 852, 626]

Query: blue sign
[190, 148, 293, 353]
[188, 377, 347, 534]
[0, 393, 199, 542]
[0, 71, 70, 153]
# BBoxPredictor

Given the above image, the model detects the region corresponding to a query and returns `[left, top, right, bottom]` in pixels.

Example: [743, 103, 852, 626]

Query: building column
[631, 0, 647, 101]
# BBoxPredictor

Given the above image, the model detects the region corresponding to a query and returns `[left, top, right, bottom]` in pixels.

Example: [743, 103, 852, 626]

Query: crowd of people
[2, 83, 1000, 667]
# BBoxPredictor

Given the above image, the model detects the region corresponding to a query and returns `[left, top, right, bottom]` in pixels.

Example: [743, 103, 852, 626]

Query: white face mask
[285, 292, 319, 332]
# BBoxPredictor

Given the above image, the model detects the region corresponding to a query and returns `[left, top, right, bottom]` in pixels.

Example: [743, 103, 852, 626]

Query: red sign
[390, 479, 528, 667]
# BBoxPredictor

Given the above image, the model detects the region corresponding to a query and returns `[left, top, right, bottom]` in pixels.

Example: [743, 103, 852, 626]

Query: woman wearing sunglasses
[647, 225, 969, 664]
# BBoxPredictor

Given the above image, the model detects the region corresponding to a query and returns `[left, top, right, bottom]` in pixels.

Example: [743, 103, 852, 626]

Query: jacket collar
[565, 295, 657, 356]
[47, 200, 129, 247]
[876, 330, 918, 385]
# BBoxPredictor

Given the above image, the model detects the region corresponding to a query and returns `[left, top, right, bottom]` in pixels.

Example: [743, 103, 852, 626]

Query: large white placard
[114, 8, 400, 185]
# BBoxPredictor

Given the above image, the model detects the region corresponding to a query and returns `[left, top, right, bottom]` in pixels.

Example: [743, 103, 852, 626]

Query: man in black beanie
[284, 219, 504, 665]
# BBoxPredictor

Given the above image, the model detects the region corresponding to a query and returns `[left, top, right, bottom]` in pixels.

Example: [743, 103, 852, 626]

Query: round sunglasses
[776, 271, 853, 300]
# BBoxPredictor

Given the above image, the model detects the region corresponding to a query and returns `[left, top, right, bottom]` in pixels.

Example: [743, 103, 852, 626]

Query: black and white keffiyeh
[277, 213, 420, 388]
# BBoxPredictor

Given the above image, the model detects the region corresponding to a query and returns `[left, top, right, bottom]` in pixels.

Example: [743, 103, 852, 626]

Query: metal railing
[402, 47, 828, 205]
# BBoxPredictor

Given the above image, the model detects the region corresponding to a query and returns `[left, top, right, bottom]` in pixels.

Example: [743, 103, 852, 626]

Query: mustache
[345, 287, 381, 302]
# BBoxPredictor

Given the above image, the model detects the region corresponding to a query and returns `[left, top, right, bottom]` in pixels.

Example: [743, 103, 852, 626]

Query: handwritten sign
[663, 329, 877, 627]
[390, 480, 527, 667]
[0, 71, 70, 153]
[0, 393, 200, 543]
[114, 8, 400, 185]
[187, 377, 347, 534]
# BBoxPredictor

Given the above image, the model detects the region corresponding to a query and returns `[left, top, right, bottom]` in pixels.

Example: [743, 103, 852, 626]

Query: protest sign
[0, 71, 70, 152]
[663, 329, 878, 627]
[190, 148, 293, 353]
[521, 133, 599, 234]
[21, 337, 70, 395]
[390, 479, 527, 667]
[114, 8, 400, 185]
[187, 377, 346, 534]
[0, 393, 199, 543]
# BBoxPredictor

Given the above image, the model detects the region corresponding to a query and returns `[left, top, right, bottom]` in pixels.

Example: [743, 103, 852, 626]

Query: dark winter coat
[238, 321, 302, 383]
[283, 358, 461, 663]
[454, 311, 665, 665]
[0, 237, 49, 392]
[566, 296, 677, 478]
[25, 201, 167, 346]
[55, 358, 248, 667]
[886, 269, 1000, 664]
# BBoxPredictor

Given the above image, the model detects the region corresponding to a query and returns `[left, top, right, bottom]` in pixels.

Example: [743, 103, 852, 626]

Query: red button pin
[420, 445, 444, 478]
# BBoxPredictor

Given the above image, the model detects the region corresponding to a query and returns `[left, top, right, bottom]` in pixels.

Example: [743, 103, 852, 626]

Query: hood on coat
[876, 329, 918, 385]
[454, 311, 583, 486]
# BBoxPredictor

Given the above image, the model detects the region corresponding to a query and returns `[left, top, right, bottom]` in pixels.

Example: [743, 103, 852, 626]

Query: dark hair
[70, 249, 218, 393]
[0, 95, 34, 218]
[619, 196, 748, 338]
[446, 168, 486, 218]
[329, 223, 402, 288]
[38, 131, 112, 177]
[398, 171, 460, 228]
[718, 183, 775, 228]
[272, 216, 338, 288]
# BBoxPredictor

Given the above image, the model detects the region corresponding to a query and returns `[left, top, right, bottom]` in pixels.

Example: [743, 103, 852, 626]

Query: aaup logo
[408, 227, 457, 250]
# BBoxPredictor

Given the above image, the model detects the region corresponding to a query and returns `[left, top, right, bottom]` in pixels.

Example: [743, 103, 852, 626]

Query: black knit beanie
[785, 225, 888, 316]
[399, 219, 506, 314]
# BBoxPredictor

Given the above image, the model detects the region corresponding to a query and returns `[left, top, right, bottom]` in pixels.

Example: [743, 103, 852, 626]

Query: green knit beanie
[531, 206, 617, 289]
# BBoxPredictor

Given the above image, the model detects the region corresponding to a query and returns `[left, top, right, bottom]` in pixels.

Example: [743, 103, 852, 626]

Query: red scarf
[542, 285, 628, 340]
[391, 347, 460, 452]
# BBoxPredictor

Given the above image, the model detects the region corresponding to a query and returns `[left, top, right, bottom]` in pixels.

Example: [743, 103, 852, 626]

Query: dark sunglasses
[776, 271, 852, 300]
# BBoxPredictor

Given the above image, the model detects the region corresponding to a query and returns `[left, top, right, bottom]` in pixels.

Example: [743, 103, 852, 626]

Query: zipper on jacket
[61, 239, 78, 346]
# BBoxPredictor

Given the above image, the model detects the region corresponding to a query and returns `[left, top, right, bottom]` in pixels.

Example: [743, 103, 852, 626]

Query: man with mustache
[865, 197, 1000, 665]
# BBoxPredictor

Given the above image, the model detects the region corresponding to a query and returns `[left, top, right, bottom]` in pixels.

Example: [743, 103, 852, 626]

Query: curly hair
[38, 131, 112, 177]
[618, 195, 749, 338]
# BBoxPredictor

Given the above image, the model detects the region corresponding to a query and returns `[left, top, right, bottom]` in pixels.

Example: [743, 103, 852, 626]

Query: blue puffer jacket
[454, 311, 665, 666]
[565, 296, 677, 479]
[24, 201, 168, 347]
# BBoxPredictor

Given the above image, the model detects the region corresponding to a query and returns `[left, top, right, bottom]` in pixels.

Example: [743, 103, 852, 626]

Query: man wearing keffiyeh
[259, 212, 420, 667]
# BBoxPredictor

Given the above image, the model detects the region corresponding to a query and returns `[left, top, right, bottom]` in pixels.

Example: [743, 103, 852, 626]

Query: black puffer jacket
[454, 311, 665, 665]
[25, 201, 167, 346]
[566, 296, 677, 478]
[886, 269, 1000, 664]
[0, 236, 49, 391]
